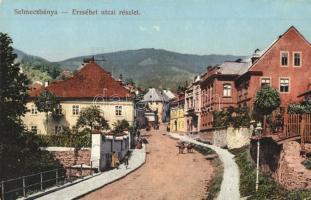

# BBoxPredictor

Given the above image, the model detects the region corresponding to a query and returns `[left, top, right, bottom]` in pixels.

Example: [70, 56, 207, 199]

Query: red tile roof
[29, 62, 133, 99]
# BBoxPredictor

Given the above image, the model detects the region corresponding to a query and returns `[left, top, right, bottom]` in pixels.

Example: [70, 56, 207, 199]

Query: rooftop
[29, 61, 133, 99]
[143, 88, 170, 102]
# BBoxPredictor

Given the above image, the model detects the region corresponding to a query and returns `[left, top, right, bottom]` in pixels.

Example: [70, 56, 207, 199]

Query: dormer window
[280, 52, 288, 66]
[293, 52, 301, 67]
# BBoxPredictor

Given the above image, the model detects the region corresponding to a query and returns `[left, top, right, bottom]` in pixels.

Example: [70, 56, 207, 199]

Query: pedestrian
[111, 151, 120, 169]
[124, 151, 130, 169]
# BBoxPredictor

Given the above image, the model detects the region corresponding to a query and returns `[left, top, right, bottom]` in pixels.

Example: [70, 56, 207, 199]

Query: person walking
[124, 151, 130, 169]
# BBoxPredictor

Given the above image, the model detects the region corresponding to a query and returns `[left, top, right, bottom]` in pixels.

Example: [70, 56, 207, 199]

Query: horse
[186, 143, 194, 153]
[177, 142, 185, 154]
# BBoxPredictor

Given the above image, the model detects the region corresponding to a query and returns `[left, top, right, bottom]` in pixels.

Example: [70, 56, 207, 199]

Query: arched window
[223, 84, 232, 97]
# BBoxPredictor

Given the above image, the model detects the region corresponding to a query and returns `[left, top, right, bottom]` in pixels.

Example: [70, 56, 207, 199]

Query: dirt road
[81, 127, 214, 200]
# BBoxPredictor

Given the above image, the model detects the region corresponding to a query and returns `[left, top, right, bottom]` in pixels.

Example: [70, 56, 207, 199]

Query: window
[115, 106, 122, 116]
[280, 78, 289, 93]
[31, 126, 37, 134]
[31, 104, 38, 115]
[223, 84, 232, 97]
[280, 52, 288, 66]
[55, 104, 62, 115]
[72, 105, 79, 115]
[54, 125, 62, 134]
[294, 52, 301, 66]
[261, 78, 271, 87]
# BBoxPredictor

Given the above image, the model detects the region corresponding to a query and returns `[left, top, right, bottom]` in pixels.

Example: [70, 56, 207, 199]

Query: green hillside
[14, 49, 61, 84]
[14, 48, 244, 90]
[58, 48, 244, 90]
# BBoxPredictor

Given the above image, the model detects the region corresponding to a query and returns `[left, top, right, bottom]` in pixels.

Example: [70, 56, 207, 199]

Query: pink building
[185, 76, 201, 133]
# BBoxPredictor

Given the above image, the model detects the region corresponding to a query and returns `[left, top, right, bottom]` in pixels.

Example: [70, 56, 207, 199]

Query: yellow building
[169, 95, 186, 133]
[23, 60, 134, 135]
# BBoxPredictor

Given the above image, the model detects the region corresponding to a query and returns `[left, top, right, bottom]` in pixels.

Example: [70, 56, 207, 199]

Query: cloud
[139, 26, 147, 31]
[138, 25, 160, 32]
[152, 25, 160, 32]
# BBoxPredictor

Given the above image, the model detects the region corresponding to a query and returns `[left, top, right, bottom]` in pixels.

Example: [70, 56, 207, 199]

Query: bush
[254, 85, 280, 116]
[302, 157, 311, 170]
[288, 101, 311, 114]
[213, 106, 251, 128]
[38, 131, 91, 148]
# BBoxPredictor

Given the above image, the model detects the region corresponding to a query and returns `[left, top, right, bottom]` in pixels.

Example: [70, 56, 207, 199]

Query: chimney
[83, 56, 95, 63]
[251, 49, 261, 64]
[207, 65, 212, 71]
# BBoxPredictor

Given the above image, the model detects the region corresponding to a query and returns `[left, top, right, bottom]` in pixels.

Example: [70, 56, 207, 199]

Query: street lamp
[255, 122, 263, 192]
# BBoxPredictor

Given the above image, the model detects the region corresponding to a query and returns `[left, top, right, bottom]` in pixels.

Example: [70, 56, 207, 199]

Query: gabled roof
[143, 88, 170, 102]
[162, 89, 176, 100]
[29, 62, 133, 98]
[248, 26, 310, 71]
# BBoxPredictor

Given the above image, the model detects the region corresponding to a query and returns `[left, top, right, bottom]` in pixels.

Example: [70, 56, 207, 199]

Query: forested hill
[14, 48, 245, 90]
[58, 48, 244, 90]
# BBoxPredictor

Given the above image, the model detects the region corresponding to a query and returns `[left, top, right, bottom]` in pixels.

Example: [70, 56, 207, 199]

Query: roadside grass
[230, 146, 311, 200]
[193, 144, 224, 200]
[302, 156, 311, 169]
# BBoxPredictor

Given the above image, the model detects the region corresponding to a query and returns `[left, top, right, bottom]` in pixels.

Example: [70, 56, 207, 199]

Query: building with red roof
[23, 60, 135, 135]
[200, 26, 311, 132]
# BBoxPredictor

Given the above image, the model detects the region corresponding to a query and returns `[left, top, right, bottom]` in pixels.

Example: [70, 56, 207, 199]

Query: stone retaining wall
[250, 138, 311, 190]
[42, 147, 91, 167]
[199, 127, 251, 149]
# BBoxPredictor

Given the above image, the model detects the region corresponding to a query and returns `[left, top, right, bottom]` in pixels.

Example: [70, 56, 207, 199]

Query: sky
[0, 0, 311, 61]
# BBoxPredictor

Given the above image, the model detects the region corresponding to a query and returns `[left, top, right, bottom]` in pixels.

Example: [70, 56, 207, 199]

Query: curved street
[81, 126, 215, 200]
[170, 133, 240, 200]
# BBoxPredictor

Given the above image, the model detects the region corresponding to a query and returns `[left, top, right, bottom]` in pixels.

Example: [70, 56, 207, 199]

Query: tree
[113, 119, 130, 134]
[0, 34, 60, 183]
[124, 78, 135, 86]
[76, 106, 109, 143]
[0, 33, 30, 179]
[35, 90, 59, 134]
[254, 85, 281, 116]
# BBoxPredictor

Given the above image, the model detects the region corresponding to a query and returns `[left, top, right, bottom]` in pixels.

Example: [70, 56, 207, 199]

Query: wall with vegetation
[250, 138, 311, 190]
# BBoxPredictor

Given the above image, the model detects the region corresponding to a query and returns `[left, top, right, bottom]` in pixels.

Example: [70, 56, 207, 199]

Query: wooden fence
[264, 113, 311, 144]
[301, 114, 311, 144]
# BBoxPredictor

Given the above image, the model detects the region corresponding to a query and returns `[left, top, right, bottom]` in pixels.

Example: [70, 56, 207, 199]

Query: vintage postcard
[0, 0, 311, 199]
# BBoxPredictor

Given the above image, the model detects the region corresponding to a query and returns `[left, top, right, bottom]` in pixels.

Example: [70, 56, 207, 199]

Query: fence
[301, 114, 311, 144]
[263, 113, 311, 143]
[0, 159, 99, 200]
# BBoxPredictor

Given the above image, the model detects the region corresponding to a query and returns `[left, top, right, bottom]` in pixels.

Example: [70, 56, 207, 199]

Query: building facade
[142, 88, 171, 123]
[200, 61, 250, 131]
[200, 26, 311, 132]
[170, 93, 186, 133]
[236, 26, 311, 109]
[185, 76, 202, 133]
[23, 60, 135, 135]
